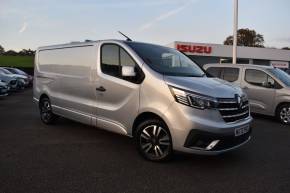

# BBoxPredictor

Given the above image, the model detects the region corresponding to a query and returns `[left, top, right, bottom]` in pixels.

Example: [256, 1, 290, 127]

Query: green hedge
[0, 56, 34, 68]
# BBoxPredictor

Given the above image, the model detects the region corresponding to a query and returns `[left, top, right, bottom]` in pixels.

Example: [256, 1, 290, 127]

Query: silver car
[0, 67, 29, 88]
[33, 40, 252, 161]
[0, 80, 9, 97]
[0, 72, 18, 91]
[4, 67, 33, 87]
[204, 63, 290, 124]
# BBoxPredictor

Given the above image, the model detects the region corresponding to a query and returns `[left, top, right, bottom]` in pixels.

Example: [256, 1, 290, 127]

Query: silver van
[204, 63, 290, 125]
[33, 40, 252, 161]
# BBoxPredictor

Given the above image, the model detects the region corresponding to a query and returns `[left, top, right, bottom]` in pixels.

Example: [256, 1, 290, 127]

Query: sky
[0, 0, 290, 51]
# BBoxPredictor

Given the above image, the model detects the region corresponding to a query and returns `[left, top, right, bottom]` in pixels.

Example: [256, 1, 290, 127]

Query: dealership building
[167, 41, 290, 69]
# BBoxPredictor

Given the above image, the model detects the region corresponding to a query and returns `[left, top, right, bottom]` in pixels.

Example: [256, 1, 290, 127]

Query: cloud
[19, 22, 28, 33]
[139, 0, 198, 31]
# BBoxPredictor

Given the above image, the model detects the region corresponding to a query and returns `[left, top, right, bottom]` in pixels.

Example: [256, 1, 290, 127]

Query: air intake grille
[217, 97, 249, 123]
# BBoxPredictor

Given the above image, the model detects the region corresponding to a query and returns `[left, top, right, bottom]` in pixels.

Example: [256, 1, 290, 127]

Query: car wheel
[277, 104, 290, 125]
[39, 97, 57, 124]
[135, 119, 173, 162]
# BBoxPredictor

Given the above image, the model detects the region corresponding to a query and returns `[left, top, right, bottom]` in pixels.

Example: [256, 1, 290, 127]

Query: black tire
[39, 97, 57, 124]
[135, 119, 173, 162]
[276, 104, 290, 125]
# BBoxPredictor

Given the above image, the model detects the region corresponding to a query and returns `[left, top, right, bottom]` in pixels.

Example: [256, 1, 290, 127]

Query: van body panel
[94, 41, 145, 135]
[36, 45, 98, 125]
[164, 76, 243, 99]
[34, 41, 252, 157]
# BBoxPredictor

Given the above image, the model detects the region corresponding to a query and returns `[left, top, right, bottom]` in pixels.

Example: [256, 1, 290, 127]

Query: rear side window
[222, 68, 239, 82]
[206, 67, 222, 78]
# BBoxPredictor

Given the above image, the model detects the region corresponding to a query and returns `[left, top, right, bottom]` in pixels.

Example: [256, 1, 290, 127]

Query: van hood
[164, 76, 243, 99]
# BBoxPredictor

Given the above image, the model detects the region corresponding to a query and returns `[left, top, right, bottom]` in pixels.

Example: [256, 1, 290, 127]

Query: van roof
[204, 63, 275, 69]
[37, 39, 173, 51]
[37, 39, 126, 50]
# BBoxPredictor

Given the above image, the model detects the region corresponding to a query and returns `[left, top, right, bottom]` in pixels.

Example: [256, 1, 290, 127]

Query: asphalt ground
[0, 89, 290, 193]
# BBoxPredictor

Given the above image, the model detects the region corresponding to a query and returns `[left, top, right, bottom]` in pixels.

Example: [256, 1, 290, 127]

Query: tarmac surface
[0, 89, 289, 193]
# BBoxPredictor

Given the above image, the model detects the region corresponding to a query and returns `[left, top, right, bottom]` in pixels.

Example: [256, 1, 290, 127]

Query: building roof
[168, 41, 290, 61]
[204, 63, 275, 69]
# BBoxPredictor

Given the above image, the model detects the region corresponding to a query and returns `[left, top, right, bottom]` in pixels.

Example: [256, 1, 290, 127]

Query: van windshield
[267, 68, 290, 87]
[126, 42, 205, 77]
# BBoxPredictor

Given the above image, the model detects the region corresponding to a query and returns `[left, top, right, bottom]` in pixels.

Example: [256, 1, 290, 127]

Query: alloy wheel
[280, 107, 290, 124]
[139, 124, 171, 160]
[40, 98, 55, 124]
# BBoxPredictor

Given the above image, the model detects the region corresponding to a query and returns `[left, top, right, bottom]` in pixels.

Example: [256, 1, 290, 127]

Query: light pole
[233, 0, 238, 64]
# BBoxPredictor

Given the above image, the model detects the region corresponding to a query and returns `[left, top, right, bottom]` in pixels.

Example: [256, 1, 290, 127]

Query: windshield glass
[267, 68, 290, 87]
[126, 42, 205, 77]
[0, 68, 12, 74]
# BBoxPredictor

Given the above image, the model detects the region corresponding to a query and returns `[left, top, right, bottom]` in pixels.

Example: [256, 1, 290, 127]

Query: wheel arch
[132, 112, 168, 137]
[275, 102, 290, 116]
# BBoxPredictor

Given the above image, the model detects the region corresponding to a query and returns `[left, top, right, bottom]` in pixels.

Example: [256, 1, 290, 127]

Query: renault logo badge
[235, 94, 242, 108]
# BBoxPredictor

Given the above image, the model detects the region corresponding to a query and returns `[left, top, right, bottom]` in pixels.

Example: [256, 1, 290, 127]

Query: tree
[0, 45, 4, 55]
[3, 50, 18, 56]
[282, 47, 290, 50]
[224, 28, 265, 47]
[18, 49, 35, 56]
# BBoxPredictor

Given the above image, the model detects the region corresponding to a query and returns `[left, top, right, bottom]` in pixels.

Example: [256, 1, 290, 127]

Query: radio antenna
[118, 31, 132, 41]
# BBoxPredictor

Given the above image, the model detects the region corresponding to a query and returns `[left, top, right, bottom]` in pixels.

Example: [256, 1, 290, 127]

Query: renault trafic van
[33, 40, 252, 161]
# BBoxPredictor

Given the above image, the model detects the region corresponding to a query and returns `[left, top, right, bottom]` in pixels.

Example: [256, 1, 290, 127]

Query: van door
[242, 69, 276, 115]
[95, 43, 144, 136]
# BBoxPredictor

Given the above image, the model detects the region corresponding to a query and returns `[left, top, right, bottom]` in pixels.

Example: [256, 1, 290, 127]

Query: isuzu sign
[270, 61, 289, 68]
[176, 44, 212, 54]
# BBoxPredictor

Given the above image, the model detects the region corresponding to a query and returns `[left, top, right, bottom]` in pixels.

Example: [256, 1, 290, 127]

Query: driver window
[245, 69, 275, 88]
[120, 48, 135, 67]
[101, 44, 144, 84]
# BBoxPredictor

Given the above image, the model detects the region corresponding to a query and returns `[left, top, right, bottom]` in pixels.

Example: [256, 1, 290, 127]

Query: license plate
[235, 126, 250, 136]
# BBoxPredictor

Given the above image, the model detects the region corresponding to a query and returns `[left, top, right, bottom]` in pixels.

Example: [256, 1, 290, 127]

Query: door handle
[96, 86, 106, 92]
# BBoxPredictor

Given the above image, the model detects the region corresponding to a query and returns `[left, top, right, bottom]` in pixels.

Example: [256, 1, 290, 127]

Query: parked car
[204, 63, 290, 124]
[0, 67, 28, 89]
[34, 40, 252, 161]
[0, 72, 19, 91]
[0, 80, 9, 97]
[4, 67, 33, 86]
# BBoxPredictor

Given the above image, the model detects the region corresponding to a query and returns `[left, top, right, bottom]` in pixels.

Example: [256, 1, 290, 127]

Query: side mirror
[122, 66, 136, 77]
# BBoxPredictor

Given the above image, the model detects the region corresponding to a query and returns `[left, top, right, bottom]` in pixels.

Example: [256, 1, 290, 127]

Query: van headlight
[169, 86, 218, 110]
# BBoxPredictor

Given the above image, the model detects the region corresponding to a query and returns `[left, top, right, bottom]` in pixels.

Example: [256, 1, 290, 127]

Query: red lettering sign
[176, 44, 212, 54]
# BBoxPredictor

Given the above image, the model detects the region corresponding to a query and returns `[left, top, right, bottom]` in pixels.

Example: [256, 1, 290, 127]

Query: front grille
[217, 97, 250, 123]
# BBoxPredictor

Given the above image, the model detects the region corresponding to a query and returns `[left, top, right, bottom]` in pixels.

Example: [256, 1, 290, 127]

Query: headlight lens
[169, 86, 218, 110]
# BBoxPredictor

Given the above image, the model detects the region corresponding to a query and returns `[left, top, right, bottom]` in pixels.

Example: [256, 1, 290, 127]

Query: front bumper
[164, 102, 253, 155]
[0, 88, 9, 96]
[183, 127, 251, 154]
